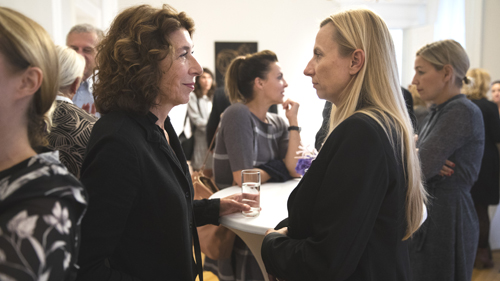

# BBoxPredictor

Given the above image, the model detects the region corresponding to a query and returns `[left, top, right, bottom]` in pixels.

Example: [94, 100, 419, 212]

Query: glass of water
[241, 169, 260, 217]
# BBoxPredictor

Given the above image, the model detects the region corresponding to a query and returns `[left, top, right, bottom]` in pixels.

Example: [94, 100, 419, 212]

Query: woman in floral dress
[0, 7, 88, 281]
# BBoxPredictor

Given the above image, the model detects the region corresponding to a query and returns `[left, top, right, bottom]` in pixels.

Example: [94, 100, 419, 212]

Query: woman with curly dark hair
[75, 4, 249, 281]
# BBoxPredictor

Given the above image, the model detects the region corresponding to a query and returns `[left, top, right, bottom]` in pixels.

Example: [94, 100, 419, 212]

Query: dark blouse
[262, 113, 409, 281]
[0, 152, 88, 281]
[76, 111, 220, 281]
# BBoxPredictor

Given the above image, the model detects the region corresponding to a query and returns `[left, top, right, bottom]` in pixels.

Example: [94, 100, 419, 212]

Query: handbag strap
[200, 127, 218, 171]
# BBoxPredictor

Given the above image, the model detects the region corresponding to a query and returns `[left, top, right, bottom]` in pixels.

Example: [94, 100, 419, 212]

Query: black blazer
[76, 111, 219, 281]
[262, 113, 410, 281]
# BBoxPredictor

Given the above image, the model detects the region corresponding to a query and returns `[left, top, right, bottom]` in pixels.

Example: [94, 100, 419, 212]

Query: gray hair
[67, 23, 104, 42]
[56, 45, 85, 88]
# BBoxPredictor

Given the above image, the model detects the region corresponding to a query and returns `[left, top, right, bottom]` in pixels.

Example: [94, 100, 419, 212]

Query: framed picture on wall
[214, 42, 258, 87]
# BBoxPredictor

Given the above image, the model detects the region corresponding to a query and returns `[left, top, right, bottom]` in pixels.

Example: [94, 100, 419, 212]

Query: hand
[82, 103, 97, 115]
[219, 193, 251, 216]
[283, 99, 299, 125]
[265, 227, 288, 236]
[439, 160, 455, 177]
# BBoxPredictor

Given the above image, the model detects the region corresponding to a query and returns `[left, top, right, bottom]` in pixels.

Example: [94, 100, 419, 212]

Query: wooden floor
[196, 250, 500, 281]
[472, 250, 500, 281]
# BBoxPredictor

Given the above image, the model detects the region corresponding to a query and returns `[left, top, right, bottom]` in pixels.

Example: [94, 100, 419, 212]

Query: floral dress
[0, 152, 88, 281]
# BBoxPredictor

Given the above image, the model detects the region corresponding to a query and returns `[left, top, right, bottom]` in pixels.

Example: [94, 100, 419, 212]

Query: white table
[210, 179, 300, 281]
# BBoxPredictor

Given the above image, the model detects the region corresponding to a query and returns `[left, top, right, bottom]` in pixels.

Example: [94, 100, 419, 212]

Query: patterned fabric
[0, 152, 88, 281]
[47, 100, 97, 178]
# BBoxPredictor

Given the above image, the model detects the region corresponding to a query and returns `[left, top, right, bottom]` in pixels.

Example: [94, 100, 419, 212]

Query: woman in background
[207, 50, 301, 281]
[491, 80, 500, 114]
[47, 46, 97, 178]
[188, 67, 215, 173]
[463, 68, 500, 268]
[410, 40, 484, 281]
[0, 7, 87, 281]
[261, 9, 426, 281]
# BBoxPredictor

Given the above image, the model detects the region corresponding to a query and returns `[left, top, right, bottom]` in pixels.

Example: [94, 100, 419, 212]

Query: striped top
[213, 103, 289, 188]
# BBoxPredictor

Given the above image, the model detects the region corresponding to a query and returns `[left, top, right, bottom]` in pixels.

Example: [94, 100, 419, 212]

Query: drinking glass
[241, 169, 260, 217]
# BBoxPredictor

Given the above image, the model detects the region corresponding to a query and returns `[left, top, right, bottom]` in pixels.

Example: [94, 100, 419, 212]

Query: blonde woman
[410, 41, 484, 281]
[261, 9, 426, 281]
[463, 68, 500, 268]
[0, 7, 87, 280]
[47, 46, 97, 178]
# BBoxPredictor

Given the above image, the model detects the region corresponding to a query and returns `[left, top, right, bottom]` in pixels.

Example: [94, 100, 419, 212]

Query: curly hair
[94, 4, 194, 115]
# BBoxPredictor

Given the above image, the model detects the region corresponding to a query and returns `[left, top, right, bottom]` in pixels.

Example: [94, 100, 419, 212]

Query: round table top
[210, 179, 300, 235]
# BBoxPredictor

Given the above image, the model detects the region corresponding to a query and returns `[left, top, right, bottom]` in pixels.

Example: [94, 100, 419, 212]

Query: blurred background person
[491, 80, 500, 115]
[66, 24, 104, 116]
[75, 5, 249, 280]
[463, 68, 500, 268]
[410, 40, 484, 281]
[409, 84, 430, 131]
[0, 7, 87, 281]
[188, 67, 215, 174]
[206, 50, 301, 281]
[46, 46, 97, 179]
[262, 9, 426, 281]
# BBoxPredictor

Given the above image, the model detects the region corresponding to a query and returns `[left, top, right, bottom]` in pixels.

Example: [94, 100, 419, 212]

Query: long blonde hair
[0, 7, 59, 148]
[322, 9, 427, 240]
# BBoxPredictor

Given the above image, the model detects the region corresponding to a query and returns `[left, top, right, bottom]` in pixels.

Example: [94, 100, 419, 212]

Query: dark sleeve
[315, 101, 332, 151]
[206, 88, 230, 148]
[76, 135, 142, 281]
[262, 117, 391, 280]
[418, 104, 474, 179]
[193, 199, 220, 226]
[0, 198, 77, 281]
[486, 101, 500, 143]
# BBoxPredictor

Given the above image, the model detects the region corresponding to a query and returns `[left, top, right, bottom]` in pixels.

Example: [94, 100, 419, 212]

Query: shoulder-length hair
[463, 68, 491, 100]
[193, 68, 216, 99]
[321, 9, 427, 240]
[0, 7, 59, 149]
[94, 4, 194, 115]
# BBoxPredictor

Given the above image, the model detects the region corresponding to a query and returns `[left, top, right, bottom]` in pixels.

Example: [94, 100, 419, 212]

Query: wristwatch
[288, 126, 301, 132]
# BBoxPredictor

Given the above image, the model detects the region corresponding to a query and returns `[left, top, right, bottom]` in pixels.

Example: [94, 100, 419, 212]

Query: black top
[262, 113, 409, 281]
[470, 98, 500, 204]
[76, 111, 220, 281]
[0, 152, 88, 281]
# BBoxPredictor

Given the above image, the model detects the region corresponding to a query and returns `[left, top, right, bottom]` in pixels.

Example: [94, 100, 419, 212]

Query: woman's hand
[439, 160, 455, 177]
[265, 227, 288, 236]
[283, 99, 299, 126]
[219, 193, 251, 216]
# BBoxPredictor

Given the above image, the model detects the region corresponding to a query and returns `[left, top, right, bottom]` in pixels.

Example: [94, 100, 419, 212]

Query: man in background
[66, 24, 104, 116]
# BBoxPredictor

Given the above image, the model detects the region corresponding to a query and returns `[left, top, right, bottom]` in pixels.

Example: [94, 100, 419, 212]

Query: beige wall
[482, 0, 500, 81]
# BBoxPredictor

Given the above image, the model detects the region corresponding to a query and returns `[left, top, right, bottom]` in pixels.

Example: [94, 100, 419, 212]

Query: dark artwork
[214, 42, 258, 87]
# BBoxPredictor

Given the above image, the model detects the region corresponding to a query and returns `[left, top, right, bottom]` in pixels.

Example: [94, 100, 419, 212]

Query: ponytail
[224, 50, 278, 104]
[225, 56, 246, 103]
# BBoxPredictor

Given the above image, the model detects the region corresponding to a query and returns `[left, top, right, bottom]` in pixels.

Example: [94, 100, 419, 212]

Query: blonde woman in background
[261, 9, 426, 281]
[47, 46, 97, 178]
[0, 7, 87, 280]
[462, 68, 500, 268]
[410, 40, 484, 281]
